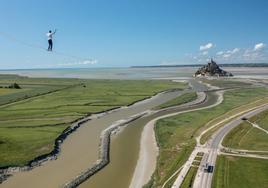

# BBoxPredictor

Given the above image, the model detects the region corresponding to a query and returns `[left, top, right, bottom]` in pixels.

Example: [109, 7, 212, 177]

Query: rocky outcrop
[194, 59, 233, 77]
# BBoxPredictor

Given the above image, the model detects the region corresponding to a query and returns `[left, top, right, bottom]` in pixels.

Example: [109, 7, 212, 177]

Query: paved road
[170, 89, 223, 188]
[193, 104, 268, 188]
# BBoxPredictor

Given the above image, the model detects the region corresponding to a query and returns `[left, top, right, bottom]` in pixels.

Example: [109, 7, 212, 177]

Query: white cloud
[200, 43, 213, 51]
[82, 59, 98, 65]
[58, 59, 98, 66]
[232, 48, 240, 53]
[225, 48, 240, 54]
[223, 54, 231, 58]
[216, 51, 224, 55]
[254, 43, 266, 51]
[188, 43, 267, 64]
[216, 48, 240, 59]
[202, 51, 208, 55]
[243, 44, 267, 61]
[243, 51, 260, 61]
[243, 49, 251, 57]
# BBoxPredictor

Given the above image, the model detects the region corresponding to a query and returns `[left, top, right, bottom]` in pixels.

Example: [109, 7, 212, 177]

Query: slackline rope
[0, 31, 90, 61]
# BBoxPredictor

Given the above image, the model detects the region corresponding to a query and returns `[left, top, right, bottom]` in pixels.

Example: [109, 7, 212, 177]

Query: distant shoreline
[1, 66, 268, 80]
[0, 63, 268, 71]
[131, 63, 268, 68]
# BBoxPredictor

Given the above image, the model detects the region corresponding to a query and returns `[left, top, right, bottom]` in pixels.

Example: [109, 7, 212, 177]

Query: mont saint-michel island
[0, 1, 268, 188]
[194, 59, 233, 77]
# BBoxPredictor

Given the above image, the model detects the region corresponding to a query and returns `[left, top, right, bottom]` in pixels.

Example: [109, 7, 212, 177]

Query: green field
[154, 92, 197, 110]
[212, 155, 268, 188]
[0, 88, 25, 96]
[200, 97, 268, 145]
[192, 161, 201, 166]
[0, 74, 80, 106]
[0, 75, 186, 167]
[249, 109, 268, 130]
[147, 87, 268, 187]
[222, 122, 268, 151]
[222, 108, 268, 151]
[180, 166, 198, 188]
[194, 156, 202, 161]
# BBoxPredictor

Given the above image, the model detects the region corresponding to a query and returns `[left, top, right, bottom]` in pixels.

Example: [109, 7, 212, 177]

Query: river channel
[79, 83, 219, 188]
[2, 80, 206, 188]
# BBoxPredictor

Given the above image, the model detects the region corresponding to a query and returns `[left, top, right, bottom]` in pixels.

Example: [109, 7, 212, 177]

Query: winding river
[79, 81, 219, 188]
[1, 79, 219, 188]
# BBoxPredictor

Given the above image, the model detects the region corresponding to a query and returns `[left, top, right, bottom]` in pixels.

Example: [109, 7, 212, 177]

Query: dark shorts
[48, 39, 52, 44]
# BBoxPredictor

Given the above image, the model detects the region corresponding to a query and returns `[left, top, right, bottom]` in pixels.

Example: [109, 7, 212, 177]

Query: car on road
[204, 164, 214, 173]
[207, 165, 214, 173]
[241, 117, 248, 121]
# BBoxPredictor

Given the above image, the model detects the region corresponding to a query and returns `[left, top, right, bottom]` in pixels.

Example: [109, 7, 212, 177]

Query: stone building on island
[194, 59, 233, 77]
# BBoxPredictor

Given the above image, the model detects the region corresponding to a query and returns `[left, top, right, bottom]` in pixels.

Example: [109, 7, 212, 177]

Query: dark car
[241, 117, 248, 121]
[207, 165, 214, 173]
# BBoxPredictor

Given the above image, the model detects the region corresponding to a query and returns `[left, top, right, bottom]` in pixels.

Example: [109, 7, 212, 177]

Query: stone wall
[63, 112, 148, 188]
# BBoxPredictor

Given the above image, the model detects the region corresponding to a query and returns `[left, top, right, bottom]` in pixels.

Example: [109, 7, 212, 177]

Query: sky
[0, 0, 268, 69]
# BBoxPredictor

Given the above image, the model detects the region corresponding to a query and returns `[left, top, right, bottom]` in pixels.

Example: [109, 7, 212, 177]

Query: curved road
[129, 80, 223, 188]
[193, 104, 268, 188]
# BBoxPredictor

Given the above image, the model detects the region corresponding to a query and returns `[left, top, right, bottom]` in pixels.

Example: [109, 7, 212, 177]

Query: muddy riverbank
[79, 88, 220, 188]
[1, 84, 187, 188]
[129, 92, 207, 188]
